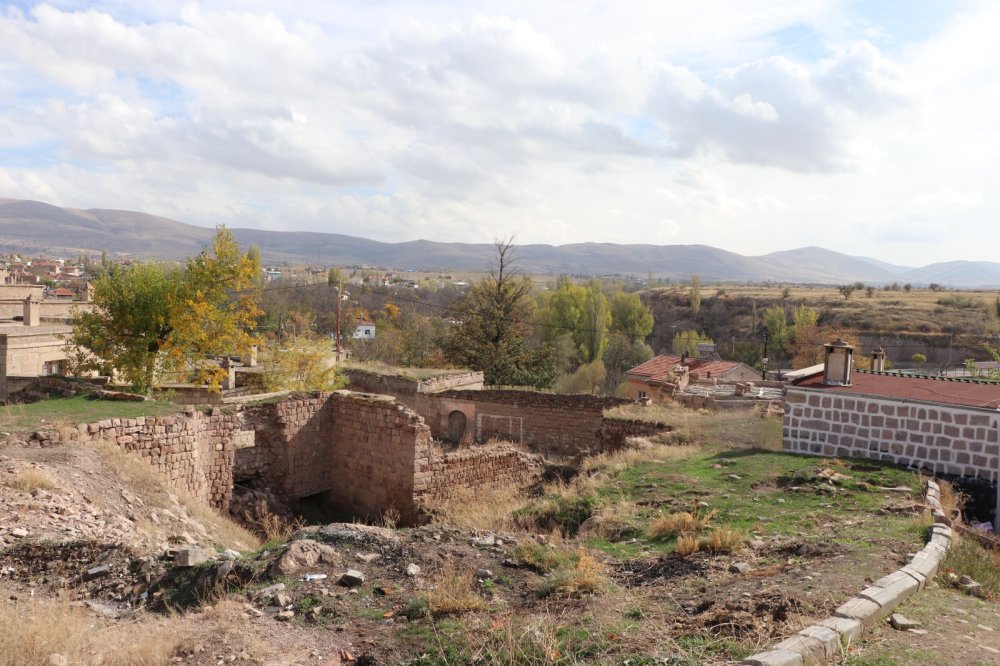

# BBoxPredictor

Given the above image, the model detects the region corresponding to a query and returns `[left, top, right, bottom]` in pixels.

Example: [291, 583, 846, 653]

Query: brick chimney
[23, 295, 40, 326]
[871, 347, 887, 372]
[823, 338, 853, 386]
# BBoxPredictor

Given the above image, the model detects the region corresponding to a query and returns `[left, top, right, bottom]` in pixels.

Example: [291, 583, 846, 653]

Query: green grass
[0, 393, 180, 433]
[943, 536, 1000, 599]
[585, 448, 924, 558]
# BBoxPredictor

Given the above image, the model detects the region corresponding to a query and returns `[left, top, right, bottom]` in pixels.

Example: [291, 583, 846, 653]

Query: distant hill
[2, 197, 999, 286]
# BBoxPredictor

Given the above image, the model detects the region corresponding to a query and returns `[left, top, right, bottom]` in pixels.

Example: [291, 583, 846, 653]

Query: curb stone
[741, 479, 949, 666]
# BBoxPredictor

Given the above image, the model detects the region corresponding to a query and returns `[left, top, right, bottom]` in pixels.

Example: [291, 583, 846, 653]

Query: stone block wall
[72, 411, 240, 509]
[414, 443, 543, 507]
[325, 391, 432, 524]
[416, 389, 631, 457]
[345, 368, 484, 410]
[784, 388, 1000, 482]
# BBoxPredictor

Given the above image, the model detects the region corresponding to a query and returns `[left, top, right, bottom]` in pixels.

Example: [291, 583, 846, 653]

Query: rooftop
[795, 370, 1000, 410]
[628, 354, 746, 383]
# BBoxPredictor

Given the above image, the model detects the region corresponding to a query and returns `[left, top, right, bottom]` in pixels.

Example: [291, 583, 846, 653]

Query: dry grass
[938, 479, 965, 520]
[538, 549, 607, 597]
[0, 599, 187, 666]
[675, 535, 700, 557]
[90, 441, 260, 551]
[424, 561, 488, 615]
[579, 442, 700, 476]
[578, 501, 641, 541]
[603, 402, 676, 424]
[243, 508, 300, 545]
[11, 468, 56, 492]
[423, 485, 532, 532]
[649, 507, 718, 539]
[704, 526, 746, 553]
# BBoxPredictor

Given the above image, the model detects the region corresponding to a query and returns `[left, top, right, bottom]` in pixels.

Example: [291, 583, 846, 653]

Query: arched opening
[447, 410, 467, 443]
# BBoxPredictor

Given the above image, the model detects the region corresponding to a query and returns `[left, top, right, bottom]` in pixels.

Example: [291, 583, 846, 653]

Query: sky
[0, 1, 996, 266]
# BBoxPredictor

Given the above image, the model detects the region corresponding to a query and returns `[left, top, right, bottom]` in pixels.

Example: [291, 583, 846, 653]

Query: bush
[515, 485, 598, 536]
[675, 535, 700, 557]
[704, 526, 745, 553]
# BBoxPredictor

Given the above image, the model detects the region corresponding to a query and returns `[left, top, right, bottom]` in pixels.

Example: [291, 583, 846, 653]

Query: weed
[422, 485, 530, 532]
[675, 535, 700, 557]
[403, 596, 431, 620]
[704, 526, 745, 553]
[511, 542, 572, 573]
[537, 549, 606, 598]
[424, 562, 487, 615]
[649, 506, 717, 539]
[943, 535, 1000, 599]
[380, 506, 401, 530]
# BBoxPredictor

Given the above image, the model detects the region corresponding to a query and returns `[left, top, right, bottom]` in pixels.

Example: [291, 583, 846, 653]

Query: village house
[353, 319, 376, 339]
[0, 296, 73, 401]
[626, 353, 761, 402]
[784, 340, 1000, 519]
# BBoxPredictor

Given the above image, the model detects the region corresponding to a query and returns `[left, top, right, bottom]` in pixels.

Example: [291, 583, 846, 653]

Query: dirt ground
[843, 582, 1000, 666]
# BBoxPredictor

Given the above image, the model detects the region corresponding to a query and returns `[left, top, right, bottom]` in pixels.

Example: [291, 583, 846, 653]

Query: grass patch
[515, 479, 599, 536]
[420, 562, 487, 616]
[649, 506, 717, 539]
[0, 393, 179, 434]
[10, 469, 56, 492]
[511, 542, 573, 573]
[422, 485, 531, 532]
[0, 598, 187, 665]
[537, 549, 607, 598]
[943, 535, 1000, 599]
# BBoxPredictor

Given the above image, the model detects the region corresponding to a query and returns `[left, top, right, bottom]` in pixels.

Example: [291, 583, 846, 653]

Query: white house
[353, 320, 376, 339]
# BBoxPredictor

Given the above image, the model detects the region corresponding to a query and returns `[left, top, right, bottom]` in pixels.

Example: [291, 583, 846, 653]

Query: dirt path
[842, 582, 1000, 665]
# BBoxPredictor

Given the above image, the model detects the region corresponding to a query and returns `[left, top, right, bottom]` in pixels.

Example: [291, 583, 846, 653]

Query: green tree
[445, 239, 554, 387]
[581, 279, 612, 363]
[763, 305, 789, 353]
[165, 226, 263, 387]
[602, 333, 654, 394]
[68, 262, 180, 394]
[912, 352, 928, 367]
[261, 335, 346, 392]
[690, 274, 702, 313]
[672, 330, 713, 356]
[541, 277, 611, 364]
[554, 359, 606, 395]
[69, 226, 263, 394]
[609, 291, 654, 341]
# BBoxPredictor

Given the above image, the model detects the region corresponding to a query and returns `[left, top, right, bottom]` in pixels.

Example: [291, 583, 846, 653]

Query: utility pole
[761, 331, 770, 380]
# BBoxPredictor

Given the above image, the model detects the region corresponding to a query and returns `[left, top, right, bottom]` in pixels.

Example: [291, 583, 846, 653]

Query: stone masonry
[784, 387, 1000, 482]
[69, 390, 545, 524]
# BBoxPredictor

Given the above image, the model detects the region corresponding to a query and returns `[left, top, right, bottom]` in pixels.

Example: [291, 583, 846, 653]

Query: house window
[638, 390, 647, 399]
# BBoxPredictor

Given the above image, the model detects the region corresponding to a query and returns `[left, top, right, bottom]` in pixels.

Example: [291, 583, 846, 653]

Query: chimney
[871, 347, 887, 372]
[23, 295, 40, 326]
[823, 338, 853, 386]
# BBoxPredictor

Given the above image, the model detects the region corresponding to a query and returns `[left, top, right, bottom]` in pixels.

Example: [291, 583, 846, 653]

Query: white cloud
[0, 1, 996, 265]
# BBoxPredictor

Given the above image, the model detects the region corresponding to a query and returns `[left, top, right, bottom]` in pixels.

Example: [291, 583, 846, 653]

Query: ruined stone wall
[72, 411, 239, 509]
[416, 389, 630, 457]
[345, 369, 485, 410]
[784, 387, 1000, 482]
[414, 443, 543, 507]
[325, 391, 431, 524]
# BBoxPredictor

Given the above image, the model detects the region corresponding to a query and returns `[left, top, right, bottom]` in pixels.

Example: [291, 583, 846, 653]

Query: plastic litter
[302, 573, 328, 581]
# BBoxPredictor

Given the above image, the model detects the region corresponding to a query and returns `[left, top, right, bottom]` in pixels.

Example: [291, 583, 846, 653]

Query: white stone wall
[784, 388, 1000, 482]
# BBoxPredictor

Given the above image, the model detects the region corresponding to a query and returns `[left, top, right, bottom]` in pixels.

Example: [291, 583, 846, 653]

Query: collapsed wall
[69, 390, 545, 525]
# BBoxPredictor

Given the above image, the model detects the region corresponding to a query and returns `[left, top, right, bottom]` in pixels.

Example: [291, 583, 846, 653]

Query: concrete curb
[741, 480, 950, 666]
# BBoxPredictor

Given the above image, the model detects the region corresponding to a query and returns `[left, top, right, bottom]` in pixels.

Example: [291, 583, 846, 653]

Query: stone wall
[344, 368, 484, 410]
[784, 387, 1000, 482]
[68, 390, 552, 525]
[72, 410, 239, 509]
[325, 391, 431, 524]
[414, 443, 543, 508]
[416, 389, 631, 457]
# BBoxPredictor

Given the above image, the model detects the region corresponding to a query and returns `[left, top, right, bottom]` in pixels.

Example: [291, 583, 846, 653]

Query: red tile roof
[795, 371, 1000, 410]
[628, 354, 746, 383]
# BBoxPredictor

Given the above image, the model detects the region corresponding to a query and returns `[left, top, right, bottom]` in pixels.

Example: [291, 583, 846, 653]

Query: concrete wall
[784, 387, 1000, 482]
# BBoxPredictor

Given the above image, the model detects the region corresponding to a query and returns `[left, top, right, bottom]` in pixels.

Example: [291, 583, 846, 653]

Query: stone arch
[447, 410, 467, 443]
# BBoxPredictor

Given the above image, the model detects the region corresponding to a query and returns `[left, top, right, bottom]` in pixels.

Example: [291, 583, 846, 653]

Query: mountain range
[2, 197, 999, 287]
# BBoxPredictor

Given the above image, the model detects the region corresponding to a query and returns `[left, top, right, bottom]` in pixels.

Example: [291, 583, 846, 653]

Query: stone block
[741, 649, 804, 666]
[858, 577, 918, 613]
[175, 547, 211, 567]
[795, 626, 840, 661]
[834, 597, 882, 628]
[817, 615, 862, 644]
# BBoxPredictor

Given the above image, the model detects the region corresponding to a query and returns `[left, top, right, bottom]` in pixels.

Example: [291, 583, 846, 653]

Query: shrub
[515, 481, 599, 536]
